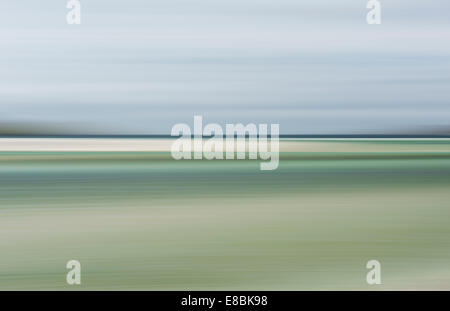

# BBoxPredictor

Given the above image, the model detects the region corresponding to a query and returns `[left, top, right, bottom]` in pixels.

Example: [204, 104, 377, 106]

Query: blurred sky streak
[0, 0, 449, 134]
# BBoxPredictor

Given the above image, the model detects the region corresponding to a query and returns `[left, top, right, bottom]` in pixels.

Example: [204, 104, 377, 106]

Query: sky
[0, 0, 449, 134]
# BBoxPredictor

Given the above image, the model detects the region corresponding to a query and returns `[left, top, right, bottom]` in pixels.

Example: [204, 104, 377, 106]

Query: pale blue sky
[0, 0, 449, 134]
